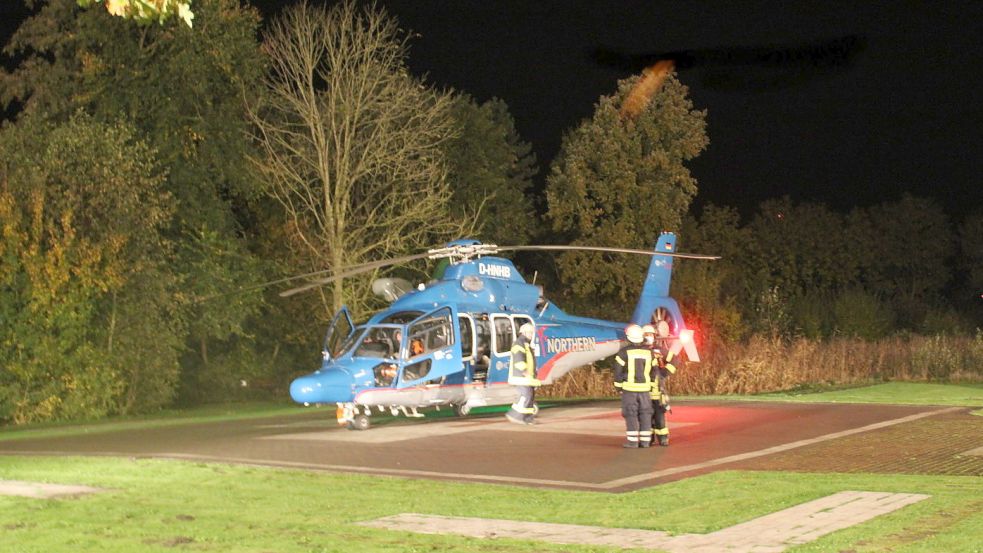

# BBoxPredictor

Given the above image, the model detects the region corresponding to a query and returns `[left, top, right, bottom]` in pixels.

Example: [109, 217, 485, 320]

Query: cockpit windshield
[379, 311, 423, 324]
[322, 307, 356, 359]
[353, 325, 403, 359]
[332, 327, 364, 359]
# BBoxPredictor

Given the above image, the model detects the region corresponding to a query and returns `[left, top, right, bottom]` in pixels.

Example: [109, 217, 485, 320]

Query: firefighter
[505, 322, 540, 425]
[613, 324, 654, 448]
[644, 322, 676, 446]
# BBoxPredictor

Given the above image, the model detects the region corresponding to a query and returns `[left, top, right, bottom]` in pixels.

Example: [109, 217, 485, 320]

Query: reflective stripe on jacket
[508, 338, 540, 387]
[651, 348, 676, 396]
[613, 344, 653, 392]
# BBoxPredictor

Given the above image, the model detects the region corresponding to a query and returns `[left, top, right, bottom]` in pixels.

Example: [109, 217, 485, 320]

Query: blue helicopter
[284, 232, 715, 430]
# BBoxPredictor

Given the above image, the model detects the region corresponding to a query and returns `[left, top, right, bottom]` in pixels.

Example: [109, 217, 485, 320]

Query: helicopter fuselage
[289, 256, 624, 424]
[288, 233, 699, 429]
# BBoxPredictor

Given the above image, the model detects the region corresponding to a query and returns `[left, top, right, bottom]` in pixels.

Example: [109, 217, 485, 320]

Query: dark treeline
[0, 1, 980, 425]
[674, 196, 983, 344]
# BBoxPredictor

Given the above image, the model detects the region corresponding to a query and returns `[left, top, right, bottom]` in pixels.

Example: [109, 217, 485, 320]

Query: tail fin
[631, 232, 700, 361]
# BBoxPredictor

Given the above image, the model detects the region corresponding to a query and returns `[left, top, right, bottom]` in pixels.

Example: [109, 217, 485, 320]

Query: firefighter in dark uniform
[613, 324, 654, 448]
[505, 322, 540, 425]
[644, 322, 676, 446]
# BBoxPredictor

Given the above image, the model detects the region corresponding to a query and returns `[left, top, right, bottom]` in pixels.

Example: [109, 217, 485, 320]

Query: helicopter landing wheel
[347, 414, 371, 431]
[453, 404, 471, 417]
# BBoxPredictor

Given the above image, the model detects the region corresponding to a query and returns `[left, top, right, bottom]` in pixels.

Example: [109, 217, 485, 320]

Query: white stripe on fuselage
[539, 339, 621, 384]
[355, 382, 517, 409]
[353, 339, 621, 408]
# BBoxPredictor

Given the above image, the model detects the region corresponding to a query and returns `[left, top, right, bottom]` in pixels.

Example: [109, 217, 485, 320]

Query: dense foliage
[2, 0, 274, 412]
[677, 195, 974, 344]
[0, 114, 178, 423]
[545, 74, 708, 316]
[443, 94, 539, 245]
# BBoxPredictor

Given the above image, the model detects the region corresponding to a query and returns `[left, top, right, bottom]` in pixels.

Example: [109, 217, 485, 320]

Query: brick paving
[733, 410, 983, 477]
[0, 480, 104, 499]
[362, 491, 931, 553]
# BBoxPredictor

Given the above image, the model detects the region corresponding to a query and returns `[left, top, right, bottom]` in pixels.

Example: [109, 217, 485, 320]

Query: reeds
[538, 332, 983, 398]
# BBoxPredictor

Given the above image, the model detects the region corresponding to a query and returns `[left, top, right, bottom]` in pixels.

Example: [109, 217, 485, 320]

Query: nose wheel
[347, 414, 371, 431]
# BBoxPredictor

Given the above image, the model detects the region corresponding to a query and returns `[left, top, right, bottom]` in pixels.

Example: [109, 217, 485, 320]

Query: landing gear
[453, 403, 471, 417]
[347, 414, 371, 431]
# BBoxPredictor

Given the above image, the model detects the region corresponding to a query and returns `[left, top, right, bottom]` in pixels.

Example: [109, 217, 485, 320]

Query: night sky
[3, 1, 982, 219]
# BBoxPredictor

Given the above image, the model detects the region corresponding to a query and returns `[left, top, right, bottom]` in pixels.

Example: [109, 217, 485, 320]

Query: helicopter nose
[290, 369, 355, 404]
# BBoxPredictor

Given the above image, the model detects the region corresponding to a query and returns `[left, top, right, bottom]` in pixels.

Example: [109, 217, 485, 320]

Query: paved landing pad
[0, 401, 978, 492]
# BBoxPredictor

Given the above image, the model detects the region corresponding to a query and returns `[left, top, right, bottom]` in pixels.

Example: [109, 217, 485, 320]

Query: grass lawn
[1, 382, 981, 552]
[0, 401, 304, 442]
[757, 381, 983, 405]
[681, 381, 983, 409]
[1, 458, 981, 553]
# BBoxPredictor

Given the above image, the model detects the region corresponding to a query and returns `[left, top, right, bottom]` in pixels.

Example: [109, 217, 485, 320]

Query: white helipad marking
[0, 480, 104, 499]
[361, 491, 930, 553]
[602, 406, 962, 489]
[963, 446, 983, 456]
[259, 406, 695, 444]
[262, 422, 479, 443]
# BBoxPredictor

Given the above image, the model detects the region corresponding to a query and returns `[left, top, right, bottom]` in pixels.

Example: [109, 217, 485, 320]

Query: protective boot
[639, 440, 651, 448]
[658, 435, 669, 446]
[505, 412, 525, 425]
[622, 440, 639, 448]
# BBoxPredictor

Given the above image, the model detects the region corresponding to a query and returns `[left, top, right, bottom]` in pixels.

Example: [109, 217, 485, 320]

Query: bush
[789, 291, 831, 338]
[833, 289, 894, 339]
[752, 286, 792, 338]
[920, 307, 969, 335]
[177, 342, 281, 405]
[910, 335, 959, 379]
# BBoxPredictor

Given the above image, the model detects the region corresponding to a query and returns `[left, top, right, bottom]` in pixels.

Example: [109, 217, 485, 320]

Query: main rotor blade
[496, 245, 720, 260]
[278, 252, 433, 298]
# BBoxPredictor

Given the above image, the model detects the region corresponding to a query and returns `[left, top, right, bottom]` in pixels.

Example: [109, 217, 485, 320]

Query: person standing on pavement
[644, 322, 676, 446]
[613, 324, 654, 448]
[505, 323, 540, 425]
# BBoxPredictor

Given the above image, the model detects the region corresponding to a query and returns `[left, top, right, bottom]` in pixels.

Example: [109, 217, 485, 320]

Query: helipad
[1, 400, 977, 492]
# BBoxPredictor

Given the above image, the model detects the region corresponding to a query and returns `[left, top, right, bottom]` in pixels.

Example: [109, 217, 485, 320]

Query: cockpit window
[334, 327, 364, 358]
[407, 307, 454, 357]
[323, 308, 355, 357]
[379, 311, 423, 324]
[353, 326, 402, 359]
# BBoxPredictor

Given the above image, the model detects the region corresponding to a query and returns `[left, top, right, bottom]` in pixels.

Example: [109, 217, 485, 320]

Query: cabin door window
[396, 306, 464, 388]
[491, 315, 514, 356]
[323, 306, 355, 359]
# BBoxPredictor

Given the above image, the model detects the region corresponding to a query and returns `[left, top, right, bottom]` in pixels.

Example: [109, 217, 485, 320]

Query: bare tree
[249, 0, 469, 316]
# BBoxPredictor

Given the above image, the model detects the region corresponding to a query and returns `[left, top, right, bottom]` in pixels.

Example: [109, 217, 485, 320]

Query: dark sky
[352, 1, 983, 220]
[3, 1, 982, 219]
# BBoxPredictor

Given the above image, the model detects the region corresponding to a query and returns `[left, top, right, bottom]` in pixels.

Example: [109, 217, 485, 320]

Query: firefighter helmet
[641, 324, 656, 344]
[519, 322, 535, 340]
[625, 324, 644, 344]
